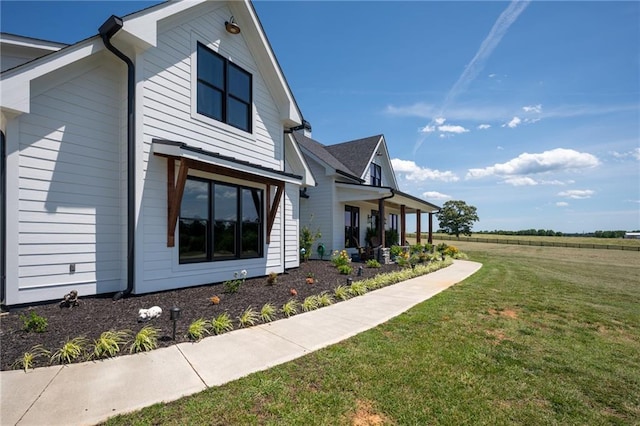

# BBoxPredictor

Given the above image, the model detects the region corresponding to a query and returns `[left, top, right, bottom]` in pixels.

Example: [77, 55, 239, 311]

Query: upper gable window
[370, 163, 382, 186]
[197, 43, 252, 133]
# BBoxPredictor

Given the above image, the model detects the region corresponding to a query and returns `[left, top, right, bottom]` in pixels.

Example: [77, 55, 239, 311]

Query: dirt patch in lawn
[0, 260, 400, 371]
[350, 400, 391, 426]
[488, 308, 519, 319]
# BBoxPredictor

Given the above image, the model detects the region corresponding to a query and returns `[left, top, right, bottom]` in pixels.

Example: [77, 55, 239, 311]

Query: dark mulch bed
[0, 260, 400, 371]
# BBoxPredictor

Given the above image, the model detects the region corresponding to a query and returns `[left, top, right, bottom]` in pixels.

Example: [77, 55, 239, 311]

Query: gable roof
[293, 132, 363, 182]
[1, 0, 303, 126]
[324, 135, 382, 179]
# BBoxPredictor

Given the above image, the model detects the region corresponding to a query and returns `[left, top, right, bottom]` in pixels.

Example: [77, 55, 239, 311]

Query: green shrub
[334, 285, 350, 301]
[20, 311, 48, 333]
[266, 272, 278, 286]
[238, 307, 259, 328]
[224, 270, 247, 293]
[51, 337, 87, 364]
[260, 303, 277, 323]
[365, 259, 381, 268]
[317, 292, 334, 307]
[211, 313, 234, 335]
[349, 281, 368, 297]
[129, 326, 159, 354]
[300, 222, 321, 261]
[12, 345, 50, 371]
[337, 264, 353, 275]
[92, 330, 130, 359]
[187, 318, 211, 341]
[389, 245, 404, 259]
[302, 295, 319, 312]
[331, 249, 351, 267]
[281, 299, 299, 317]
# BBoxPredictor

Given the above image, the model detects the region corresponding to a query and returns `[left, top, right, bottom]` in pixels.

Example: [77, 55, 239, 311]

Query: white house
[294, 130, 440, 259]
[0, 0, 315, 305]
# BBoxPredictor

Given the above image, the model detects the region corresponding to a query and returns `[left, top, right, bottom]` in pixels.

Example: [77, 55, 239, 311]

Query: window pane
[197, 82, 223, 121]
[179, 219, 208, 262]
[227, 97, 250, 131]
[197, 44, 224, 88]
[214, 184, 237, 257]
[213, 221, 236, 257]
[181, 179, 208, 218]
[241, 188, 262, 257]
[228, 64, 250, 102]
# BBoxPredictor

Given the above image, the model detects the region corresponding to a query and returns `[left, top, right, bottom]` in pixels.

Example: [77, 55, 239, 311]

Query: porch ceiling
[335, 182, 439, 213]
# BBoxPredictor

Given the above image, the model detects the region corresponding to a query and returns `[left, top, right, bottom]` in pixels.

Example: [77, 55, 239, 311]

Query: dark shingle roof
[325, 135, 382, 178]
[293, 132, 362, 181]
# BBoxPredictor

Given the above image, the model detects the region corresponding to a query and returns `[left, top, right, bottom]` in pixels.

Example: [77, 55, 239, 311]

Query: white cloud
[558, 189, 595, 199]
[419, 121, 469, 135]
[488, 73, 497, 78]
[503, 176, 538, 186]
[466, 148, 600, 179]
[422, 191, 452, 200]
[611, 148, 640, 160]
[503, 116, 522, 128]
[438, 124, 469, 134]
[522, 104, 542, 113]
[497, 145, 504, 150]
[478, 124, 491, 130]
[391, 158, 460, 182]
[556, 202, 569, 207]
[434, 117, 446, 125]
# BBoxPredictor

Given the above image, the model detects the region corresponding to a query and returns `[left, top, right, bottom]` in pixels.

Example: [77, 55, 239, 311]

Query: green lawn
[105, 245, 640, 425]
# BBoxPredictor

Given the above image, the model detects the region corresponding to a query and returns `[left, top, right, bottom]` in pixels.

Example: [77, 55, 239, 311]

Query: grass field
[105, 244, 640, 425]
[410, 233, 640, 249]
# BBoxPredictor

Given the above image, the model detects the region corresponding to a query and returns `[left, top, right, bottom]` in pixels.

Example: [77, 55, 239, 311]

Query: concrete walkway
[1, 260, 481, 426]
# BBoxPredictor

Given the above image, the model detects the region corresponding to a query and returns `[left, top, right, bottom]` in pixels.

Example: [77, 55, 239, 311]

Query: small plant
[12, 345, 50, 371]
[365, 259, 381, 268]
[92, 330, 130, 359]
[349, 281, 368, 297]
[238, 306, 259, 328]
[302, 295, 319, 312]
[317, 291, 334, 307]
[331, 249, 351, 268]
[444, 245, 459, 257]
[266, 272, 278, 286]
[187, 318, 211, 341]
[410, 244, 424, 255]
[20, 311, 48, 333]
[334, 285, 350, 301]
[224, 270, 247, 293]
[300, 220, 321, 262]
[305, 273, 315, 284]
[211, 312, 234, 335]
[281, 299, 299, 317]
[129, 326, 159, 354]
[51, 337, 87, 364]
[337, 264, 353, 275]
[260, 303, 277, 323]
[436, 242, 449, 253]
[389, 245, 404, 260]
[209, 295, 221, 305]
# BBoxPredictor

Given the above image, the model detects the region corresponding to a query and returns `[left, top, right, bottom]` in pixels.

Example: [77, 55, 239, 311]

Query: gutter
[1, 131, 5, 304]
[99, 16, 135, 300]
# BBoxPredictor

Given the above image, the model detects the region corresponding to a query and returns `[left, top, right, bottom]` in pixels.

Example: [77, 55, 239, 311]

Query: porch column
[400, 204, 406, 245]
[378, 198, 385, 248]
[428, 212, 433, 244]
[416, 209, 422, 243]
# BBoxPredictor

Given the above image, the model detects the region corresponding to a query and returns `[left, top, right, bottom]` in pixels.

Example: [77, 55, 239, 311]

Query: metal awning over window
[152, 139, 303, 247]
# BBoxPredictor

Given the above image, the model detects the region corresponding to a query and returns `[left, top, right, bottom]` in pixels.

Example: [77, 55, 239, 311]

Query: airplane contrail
[413, 0, 531, 154]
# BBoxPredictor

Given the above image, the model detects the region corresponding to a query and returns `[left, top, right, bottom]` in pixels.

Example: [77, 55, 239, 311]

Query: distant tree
[436, 200, 479, 238]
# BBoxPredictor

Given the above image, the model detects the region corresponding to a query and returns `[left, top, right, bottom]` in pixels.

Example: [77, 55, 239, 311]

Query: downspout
[99, 16, 135, 300]
[1, 131, 5, 304]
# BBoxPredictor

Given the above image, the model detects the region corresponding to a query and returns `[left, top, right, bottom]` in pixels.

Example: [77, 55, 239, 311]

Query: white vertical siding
[284, 182, 299, 269]
[8, 55, 126, 304]
[299, 157, 335, 258]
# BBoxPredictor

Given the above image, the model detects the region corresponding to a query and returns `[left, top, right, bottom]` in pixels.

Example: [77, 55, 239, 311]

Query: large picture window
[179, 177, 263, 263]
[344, 205, 360, 248]
[197, 43, 252, 132]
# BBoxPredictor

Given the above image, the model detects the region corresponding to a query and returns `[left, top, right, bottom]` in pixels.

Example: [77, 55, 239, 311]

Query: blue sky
[2, 1, 638, 233]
